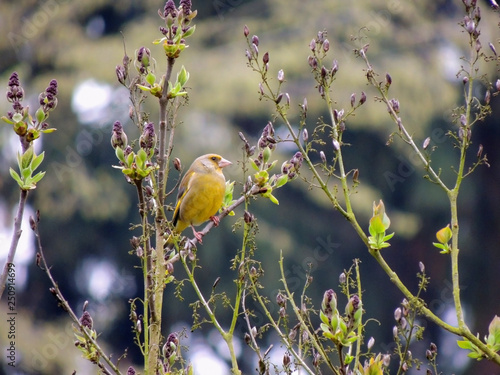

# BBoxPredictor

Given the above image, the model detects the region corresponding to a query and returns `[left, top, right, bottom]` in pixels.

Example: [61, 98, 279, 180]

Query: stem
[278, 254, 339, 375]
[33, 215, 122, 374]
[247, 257, 316, 375]
[0, 189, 28, 299]
[180, 253, 241, 375]
[352, 259, 363, 372]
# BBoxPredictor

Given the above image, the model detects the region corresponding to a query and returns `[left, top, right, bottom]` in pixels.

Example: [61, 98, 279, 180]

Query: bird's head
[196, 154, 232, 173]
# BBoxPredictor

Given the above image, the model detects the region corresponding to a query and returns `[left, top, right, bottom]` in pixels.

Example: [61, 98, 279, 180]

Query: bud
[79, 311, 93, 330]
[244, 333, 251, 345]
[423, 137, 431, 150]
[436, 225, 452, 244]
[463, 76, 469, 85]
[331, 59, 338, 76]
[496, 79, 500, 92]
[263, 52, 269, 65]
[352, 169, 359, 184]
[251, 326, 257, 338]
[244, 210, 254, 224]
[127, 366, 136, 375]
[485, 89, 491, 104]
[332, 138, 340, 152]
[276, 292, 286, 306]
[277, 69, 284, 82]
[350, 93, 356, 107]
[243, 25, 249, 37]
[393, 325, 398, 338]
[382, 354, 391, 367]
[460, 114, 467, 127]
[252, 43, 259, 56]
[323, 39, 330, 52]
[339, 272, 346, 284]
[394, 307, 402, 321]
[116, 65, 126, 84]
[321, 289, 337, 315]
[276, 93, 283, 104]
[389, 98, 400, 113]
[426, 349, 433, 360]
[475, 39, 482, 53]
[386, 73, 392, 86]
[359, 91, 367, 105]
[309, 38, 316, 51]
[401, 362, 408, 372]
[283, 352, 291, 367]
[245, 49, 252, 61]
[320, 151, 326, 163]
[251, 35, 259, 46]
[302, 128, 308, 142]
[367, 337, 375, 350]
[111, 121, 128, 149]
[285, 93, 290, 106]
[477, 144, 483, 159]
[419, 261, 425, 273]
[490, 42, 498, 56]
[140, 122, 156, 151]
[173, 157, 181, 171]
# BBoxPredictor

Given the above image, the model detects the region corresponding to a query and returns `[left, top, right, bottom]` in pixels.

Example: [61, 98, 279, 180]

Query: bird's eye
[211, 156, 217, 161]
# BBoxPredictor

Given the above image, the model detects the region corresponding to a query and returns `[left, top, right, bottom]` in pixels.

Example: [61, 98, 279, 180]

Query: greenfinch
[171, 153, 232, 244]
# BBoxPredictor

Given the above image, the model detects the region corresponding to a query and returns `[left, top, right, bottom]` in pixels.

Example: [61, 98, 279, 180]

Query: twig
[31, 212, 122, 375]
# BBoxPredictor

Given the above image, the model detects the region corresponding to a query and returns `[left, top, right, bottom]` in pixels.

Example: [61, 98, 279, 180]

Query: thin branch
[0, 190, 28, 300]
[32, 212, 122, 375]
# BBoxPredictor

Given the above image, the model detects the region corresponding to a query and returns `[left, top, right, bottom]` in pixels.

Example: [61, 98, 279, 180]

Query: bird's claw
[210, 215, 220, 227]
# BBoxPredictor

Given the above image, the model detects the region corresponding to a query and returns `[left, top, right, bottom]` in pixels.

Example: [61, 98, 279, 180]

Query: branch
[31, 212, 122, 375]
[0, 190, 28, 300]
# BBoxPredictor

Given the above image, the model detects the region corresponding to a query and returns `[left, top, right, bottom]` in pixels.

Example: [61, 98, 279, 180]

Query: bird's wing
[172, 170, 196, 227]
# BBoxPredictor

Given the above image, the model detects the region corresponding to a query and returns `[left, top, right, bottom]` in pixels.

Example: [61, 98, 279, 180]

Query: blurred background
[1, 0, 500, 374]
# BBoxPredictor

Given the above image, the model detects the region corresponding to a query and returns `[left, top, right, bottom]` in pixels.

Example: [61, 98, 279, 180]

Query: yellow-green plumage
[171, 154, 231, 243]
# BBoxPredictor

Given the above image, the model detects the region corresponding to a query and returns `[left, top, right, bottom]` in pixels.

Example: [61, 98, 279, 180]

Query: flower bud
[393, 325, 398, 338]
[283, 352, 290, 367]
[394, 307, 402, 321]
[423, 137, 431, 150]
[251, 326, 257, 337]
[477, 144, 483, 159]
[251, 35, 259, 46]
[302, 128, 308, 142]
[332, 139, 340, 152]
[173, 157, 181, 171]
[350, 93, 356, 107]
[320, 151, 326, 163]
[419, 261, 425, 273]
[339, 272, 346, 284]
[321, 289, 337, 315]
[263, 52, 269, 65]
[277, 69, 284, 82]
[386, 73, 392, 86]
[276, 292, 286, 306]
[127, 366, 136, 375]
[367, 337, 375, 350]
[111, 121, 128, 149]
[309, 38, 316, 51]
[243, 25, 249, 37]
[490, 42, 498, 56]
[359, 91, 367, 105]
[485, 89, 491, 104]
[323, 39, 330, 52]
[79, 311, 93, 330]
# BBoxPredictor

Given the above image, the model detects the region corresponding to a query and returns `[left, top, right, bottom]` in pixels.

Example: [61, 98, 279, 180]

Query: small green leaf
[21, 146, 34, 170]
[146, 72, 156, 86]
[2, 115, 14, 124]
[320, 310, 330, 325]
[115, 147, 125, 163]
[35, 107, 46, 123]
[268, 194, 279, 205]
[182, 25, 196, 38]
[457, 339, 473, 350]
[31, 171, 46, 184]
[250, 158, 260, 171]
[31, 151, 45, 171]
[383, 232, 395, 242]
[9, 168, 23, 186]
[275, 174, 288, 188]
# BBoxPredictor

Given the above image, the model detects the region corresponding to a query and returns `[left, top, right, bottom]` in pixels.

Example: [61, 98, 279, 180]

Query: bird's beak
[218, 157, 232, 168]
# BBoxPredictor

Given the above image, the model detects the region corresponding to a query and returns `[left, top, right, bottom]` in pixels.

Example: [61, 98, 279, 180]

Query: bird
[170, 153, 232, 246]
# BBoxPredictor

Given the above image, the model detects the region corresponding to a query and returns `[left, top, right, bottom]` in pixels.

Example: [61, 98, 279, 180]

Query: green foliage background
[1, 0, 499, 373]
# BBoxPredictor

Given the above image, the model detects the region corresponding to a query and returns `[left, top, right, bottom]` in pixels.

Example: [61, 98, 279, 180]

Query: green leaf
[30, 171, 46, 184]
[177, 65, 190, 87]
[115, 146, 125, 163]
[35, 107, 46, 123]
[383, 232, 395, 242]
[31, 151, 45, 172]
[250, 158, 260, 171]
[369, 215, 385, 235]
[41, 128, 57, 134]
[268, 194, 279, 205]
[320, 322, 330, 333]
[152, 37, 166, 45]
[182, 25, 196, 38]
[21, 146, 34, 170]
[275, 174, 288, 188]
[146, 72, 156, 86]
[9, 168, 23, 187]
[320, 310, 330, 325]
[457, 339, 473, 350]
[2, 115, 14, 124]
